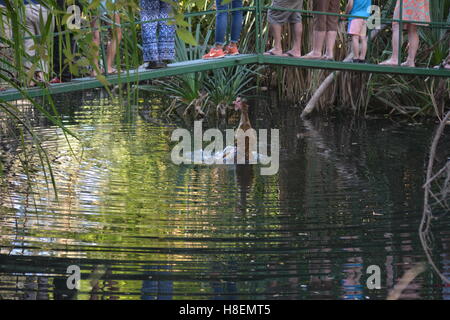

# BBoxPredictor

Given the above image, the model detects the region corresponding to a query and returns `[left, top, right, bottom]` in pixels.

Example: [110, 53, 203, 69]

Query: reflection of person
[379, 0, 430, 67]
[302, 0, 340, 61]
[341, 257, 364, 300]
[264, 0, 303, 58]
[235, 164, 253, 212]
[203, 0, 243, 59]
[53, 277, 78, 300]
[90, 0, 122, 76]
[141, 265, 173, 300]
[140, 0, 176, 69]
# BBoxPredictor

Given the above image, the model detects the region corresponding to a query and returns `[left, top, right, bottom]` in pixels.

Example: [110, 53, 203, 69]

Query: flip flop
[264, 49, 283, 56]
[379, 60, 398, 66]
[301, 53, 322, 60]
[283, 51, 301, 58]
[401, 62, 415, 68]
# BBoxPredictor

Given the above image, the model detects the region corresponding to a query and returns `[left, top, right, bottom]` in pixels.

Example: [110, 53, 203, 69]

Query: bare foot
[264, 48, 284, 56]
[90, 68, 104, 77]
[301, 52, 322, 59]
[379, 58, 399, 66]
[107, 67, 118, 75]
[444, 63, 450, 70]
[321, 55, 334, 61]
[401, 61, 415, 67]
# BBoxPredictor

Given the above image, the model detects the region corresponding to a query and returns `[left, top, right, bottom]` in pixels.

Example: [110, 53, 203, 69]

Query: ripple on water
[0, 97, 449, 300]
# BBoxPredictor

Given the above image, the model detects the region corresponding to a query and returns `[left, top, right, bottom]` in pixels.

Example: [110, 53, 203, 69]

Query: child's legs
[158, 0, 175, 61]
[230, 0, 243, 43]
[351, 35, 360, 58]
[140, 0, 159, 62]
[349, 19, 367, 59]
[360, 36, 368, 60]
[215, 0, 228, 45]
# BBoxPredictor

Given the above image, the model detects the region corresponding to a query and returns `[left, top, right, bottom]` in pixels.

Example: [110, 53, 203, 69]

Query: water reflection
[0, 90, 449, 299]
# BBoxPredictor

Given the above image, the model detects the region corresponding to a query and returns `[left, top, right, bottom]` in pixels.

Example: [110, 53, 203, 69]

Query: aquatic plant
[138, 19, 261, 119]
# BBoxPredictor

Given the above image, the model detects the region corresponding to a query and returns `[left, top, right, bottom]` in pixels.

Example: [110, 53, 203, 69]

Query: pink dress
[394, 0, 431, 25]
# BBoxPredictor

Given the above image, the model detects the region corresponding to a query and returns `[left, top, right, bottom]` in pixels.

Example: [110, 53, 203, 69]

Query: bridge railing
[1, 0, 450, 80]
[81, 1, 450, 73]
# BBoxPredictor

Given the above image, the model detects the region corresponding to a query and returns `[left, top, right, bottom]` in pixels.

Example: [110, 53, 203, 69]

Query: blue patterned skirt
[140, 0, 176, 62]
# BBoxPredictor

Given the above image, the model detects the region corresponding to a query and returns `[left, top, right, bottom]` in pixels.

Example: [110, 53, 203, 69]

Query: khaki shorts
[268, 0, 303, 24]
[313, 0, 340, 32]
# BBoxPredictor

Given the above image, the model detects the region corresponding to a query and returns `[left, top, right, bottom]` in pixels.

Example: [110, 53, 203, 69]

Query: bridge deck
[1, 54, 450, 102]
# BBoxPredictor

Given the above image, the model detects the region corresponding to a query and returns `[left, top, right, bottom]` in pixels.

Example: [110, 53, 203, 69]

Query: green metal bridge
[1, 2, 449, 103]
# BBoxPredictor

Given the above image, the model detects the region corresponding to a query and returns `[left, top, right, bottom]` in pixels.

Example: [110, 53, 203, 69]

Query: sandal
[264, 49, 283, 56]
[283, 51, 301, 58]
[301, 52, 322, 60]
[107, 67, 118, 75]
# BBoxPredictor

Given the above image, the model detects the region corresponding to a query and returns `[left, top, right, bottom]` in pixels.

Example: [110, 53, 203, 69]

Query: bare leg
[352, 35, 360, 59]
[91, 18, 102, 76]
[302, 30, 325, 59]
[402, 24, 418, 67]
[284, 22, 302, 57]
[106, 13, 122, 74]
[324, 31, 337, 60]
[360, 36, 368, 60]
[379, 22, 400, 65]
[264, 23, 284, 56]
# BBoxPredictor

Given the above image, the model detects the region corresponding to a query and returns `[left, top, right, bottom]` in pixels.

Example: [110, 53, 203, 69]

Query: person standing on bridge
[346, 0, 372, 63]
[301, 0, 341, 61]
[264, 0, 304, 58]
[90, 0, 123, 76]
[202, 0, 243, 59]
[140, 0, 176, 69]
[379, 0, 430, 67]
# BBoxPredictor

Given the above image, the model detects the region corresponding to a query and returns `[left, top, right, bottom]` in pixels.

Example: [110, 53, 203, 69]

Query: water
[0, 91, 449, 300]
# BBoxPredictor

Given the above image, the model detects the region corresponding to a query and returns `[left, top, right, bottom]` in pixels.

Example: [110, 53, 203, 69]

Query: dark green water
[0, 91, 449, 300]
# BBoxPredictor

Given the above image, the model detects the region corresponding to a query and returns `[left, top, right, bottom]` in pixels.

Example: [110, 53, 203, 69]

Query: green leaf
[176, 27, 197, 45]
[174, 14, 190, 28]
